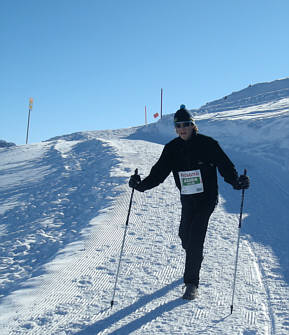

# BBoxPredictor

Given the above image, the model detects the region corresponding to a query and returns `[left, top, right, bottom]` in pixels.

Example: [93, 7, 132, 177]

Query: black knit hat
[174, 105, 193, 123]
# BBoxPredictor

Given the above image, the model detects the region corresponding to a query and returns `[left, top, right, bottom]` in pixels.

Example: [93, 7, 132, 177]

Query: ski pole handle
[238, 168, 247, 228]
[132, 169, 139, 190]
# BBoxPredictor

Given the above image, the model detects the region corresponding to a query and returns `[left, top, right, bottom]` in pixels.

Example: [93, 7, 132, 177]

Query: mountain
[0, 78, 289, 334]
[0, 140, 16, 148]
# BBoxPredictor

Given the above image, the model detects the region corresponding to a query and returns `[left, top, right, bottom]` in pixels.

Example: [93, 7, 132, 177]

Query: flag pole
[26, 98, 33, 144]
[160, 88, 163, 119]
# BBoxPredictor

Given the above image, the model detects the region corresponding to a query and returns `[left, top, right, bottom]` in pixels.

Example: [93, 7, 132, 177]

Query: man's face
[175, 122, 194, 141]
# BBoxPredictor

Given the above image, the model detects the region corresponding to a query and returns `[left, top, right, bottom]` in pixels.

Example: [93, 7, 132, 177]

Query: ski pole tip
[110, 300, 114, 309]
[230, 305, 233, 314]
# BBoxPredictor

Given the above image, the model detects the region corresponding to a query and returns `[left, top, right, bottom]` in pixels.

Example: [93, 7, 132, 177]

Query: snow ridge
[200, 77, 289, 112]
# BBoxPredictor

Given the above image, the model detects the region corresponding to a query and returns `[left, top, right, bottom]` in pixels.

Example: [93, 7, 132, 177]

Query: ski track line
[242, 238, 275, 335]
[245, 232, 289, 335]
[0, 138, 285, 334]
[239, 150, 289, 335]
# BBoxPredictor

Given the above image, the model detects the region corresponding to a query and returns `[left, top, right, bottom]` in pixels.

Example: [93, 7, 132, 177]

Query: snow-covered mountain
[0, 78, 289, 334]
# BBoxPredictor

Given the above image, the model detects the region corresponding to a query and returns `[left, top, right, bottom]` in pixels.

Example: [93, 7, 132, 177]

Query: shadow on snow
[75, 278, 186, 335]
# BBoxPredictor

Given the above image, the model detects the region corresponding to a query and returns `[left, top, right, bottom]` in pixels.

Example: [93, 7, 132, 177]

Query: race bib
[178, 170, 204, 195]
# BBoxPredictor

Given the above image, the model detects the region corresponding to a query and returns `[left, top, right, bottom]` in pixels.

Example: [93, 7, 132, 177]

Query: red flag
[153, 112, 159, 118]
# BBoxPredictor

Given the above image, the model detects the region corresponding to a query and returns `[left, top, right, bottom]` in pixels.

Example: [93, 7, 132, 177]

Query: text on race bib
[178, 170, 204, 195]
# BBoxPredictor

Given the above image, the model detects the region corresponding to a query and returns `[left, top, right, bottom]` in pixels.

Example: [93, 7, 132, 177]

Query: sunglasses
[174, 121, 192, 128]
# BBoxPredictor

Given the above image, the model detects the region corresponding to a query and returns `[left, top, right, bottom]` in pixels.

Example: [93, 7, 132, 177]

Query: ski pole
[230, 169, 247, 314]
[110, 168, 138, 309]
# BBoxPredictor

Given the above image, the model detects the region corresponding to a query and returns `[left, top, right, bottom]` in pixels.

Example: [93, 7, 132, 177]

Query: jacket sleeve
[137, 144, 172, 192]
[212, 141, 238, 186]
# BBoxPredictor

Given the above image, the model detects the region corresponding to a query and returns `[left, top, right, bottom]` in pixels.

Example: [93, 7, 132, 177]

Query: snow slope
[0, 78, 289, 334]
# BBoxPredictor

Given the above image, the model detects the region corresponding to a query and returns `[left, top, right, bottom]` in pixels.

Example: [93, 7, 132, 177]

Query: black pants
[178, 196, 216, 287]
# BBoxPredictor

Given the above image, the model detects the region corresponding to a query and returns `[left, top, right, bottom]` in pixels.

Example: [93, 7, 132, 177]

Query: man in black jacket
[129, 105, 249, 300]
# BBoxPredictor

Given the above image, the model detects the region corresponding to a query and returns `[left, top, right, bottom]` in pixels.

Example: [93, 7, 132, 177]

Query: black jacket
[137, 133, 238, 201]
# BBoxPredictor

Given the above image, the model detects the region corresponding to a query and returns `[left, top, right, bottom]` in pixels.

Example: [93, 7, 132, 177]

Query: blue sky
[1, 0, 289, 145]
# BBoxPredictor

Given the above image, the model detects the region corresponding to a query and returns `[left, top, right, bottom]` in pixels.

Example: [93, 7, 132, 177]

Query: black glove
[129, 173, 141, 189]
[233, 174, 250, 190]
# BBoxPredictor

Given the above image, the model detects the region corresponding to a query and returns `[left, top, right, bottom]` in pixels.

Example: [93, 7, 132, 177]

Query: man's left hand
[234, 175, 250, 190]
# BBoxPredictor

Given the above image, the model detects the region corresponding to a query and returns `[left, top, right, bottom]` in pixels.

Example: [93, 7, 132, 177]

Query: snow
[0, 77, 289, 334]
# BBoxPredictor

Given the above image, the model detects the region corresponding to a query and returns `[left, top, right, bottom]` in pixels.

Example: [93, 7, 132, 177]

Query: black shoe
[182, 284, 198, 300]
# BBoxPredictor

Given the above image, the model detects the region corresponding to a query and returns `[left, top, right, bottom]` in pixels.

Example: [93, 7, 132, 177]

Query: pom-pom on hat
[174, 105, 194, 123]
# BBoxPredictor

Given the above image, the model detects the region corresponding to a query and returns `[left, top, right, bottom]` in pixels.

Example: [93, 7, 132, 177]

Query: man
[129, 105, 249, 300]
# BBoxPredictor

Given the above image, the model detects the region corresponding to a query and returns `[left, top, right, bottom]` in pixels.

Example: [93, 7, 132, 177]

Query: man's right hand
[129, 173, 141, 189]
